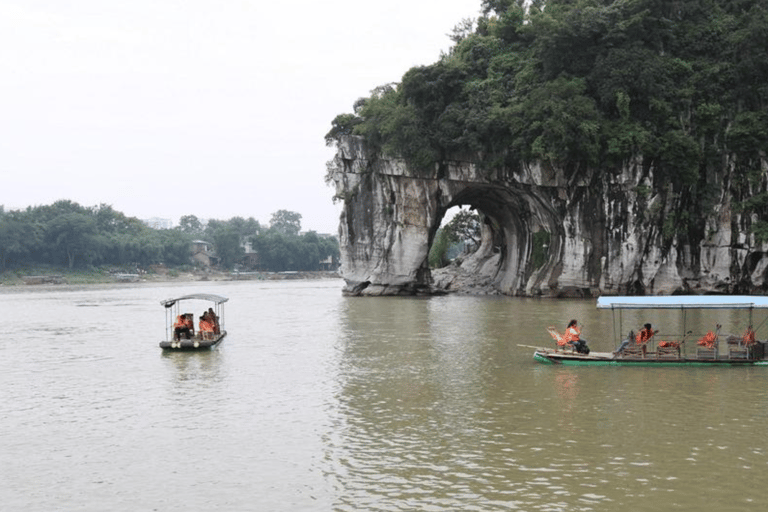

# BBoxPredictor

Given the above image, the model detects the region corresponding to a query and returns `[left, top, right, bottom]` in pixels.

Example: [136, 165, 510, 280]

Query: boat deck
[531, 347, 768, 366]
[160, 331, 227, 350]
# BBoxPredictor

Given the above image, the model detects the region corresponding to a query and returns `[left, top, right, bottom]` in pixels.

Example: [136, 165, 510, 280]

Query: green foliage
[325, 113, 362, 146]
[752, 221, 768, 245]
[212, 229, 244, 269]
[429, 209, 482, 268]
[269, 209, 302, 236]
[0, 201, 330, 272]
[442, 209, 482, 249]
[251, 231, 339, 272]
[530, 230, 550, 270]
[428, 228, 452, 268]
[178, 215, 204, 235]
[327, 0, 768, 248]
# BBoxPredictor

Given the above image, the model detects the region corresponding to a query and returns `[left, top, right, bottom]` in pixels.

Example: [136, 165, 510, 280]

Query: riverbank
[0, 265, 340, 287]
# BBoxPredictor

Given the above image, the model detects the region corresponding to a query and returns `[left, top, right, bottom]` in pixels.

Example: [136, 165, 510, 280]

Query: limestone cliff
[328, 136, 768, 297]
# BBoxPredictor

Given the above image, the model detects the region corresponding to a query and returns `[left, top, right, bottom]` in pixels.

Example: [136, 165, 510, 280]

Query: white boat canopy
[160, 294, 229, 308]
[597, 295, 768, 310]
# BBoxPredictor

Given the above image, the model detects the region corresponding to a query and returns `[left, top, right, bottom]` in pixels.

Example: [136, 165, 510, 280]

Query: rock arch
[327, 136, 768, 296]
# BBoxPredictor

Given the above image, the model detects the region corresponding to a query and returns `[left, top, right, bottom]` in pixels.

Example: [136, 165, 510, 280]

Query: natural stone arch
[328, 135, 768, 296]
[431, 183, 565, 295]
[328, 136, 569, 296]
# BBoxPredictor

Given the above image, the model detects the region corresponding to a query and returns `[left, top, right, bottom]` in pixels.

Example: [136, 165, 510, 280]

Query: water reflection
[161, 349, 224, 384]
[329, 294, 768, 511]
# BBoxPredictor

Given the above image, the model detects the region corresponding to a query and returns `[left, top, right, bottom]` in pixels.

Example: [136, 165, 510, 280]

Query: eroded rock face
[328, 136, 768, 296]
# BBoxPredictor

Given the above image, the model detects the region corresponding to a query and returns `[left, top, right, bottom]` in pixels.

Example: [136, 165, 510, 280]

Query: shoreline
[0, 267, 341, 288]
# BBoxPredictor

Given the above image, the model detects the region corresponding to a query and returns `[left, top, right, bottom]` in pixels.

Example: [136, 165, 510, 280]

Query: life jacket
[563, 325, 581, 344]
[658, 340, 679, 348]
[697, 330, 718, 349]
[743, 328, 756, 345]
[183, 317, 194, 329]
[636, 328, 654, 344]
[174, 316, 186, 329]
[199, 320, 214, 332]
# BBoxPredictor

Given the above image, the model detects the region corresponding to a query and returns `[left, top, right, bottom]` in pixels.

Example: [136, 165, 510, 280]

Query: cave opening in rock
[427, 186, 519, 293]
[426, 184, 559, 295]
[428, 205, 483, 268]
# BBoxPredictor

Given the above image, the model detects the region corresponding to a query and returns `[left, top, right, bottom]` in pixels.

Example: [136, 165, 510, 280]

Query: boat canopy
[160, 293, 229, 308]
[597, 295, 768, 310]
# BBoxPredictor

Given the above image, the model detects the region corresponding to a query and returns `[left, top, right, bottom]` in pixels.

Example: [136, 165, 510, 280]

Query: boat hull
[532, 349, 768, 366]
[159, 331, 227, 351]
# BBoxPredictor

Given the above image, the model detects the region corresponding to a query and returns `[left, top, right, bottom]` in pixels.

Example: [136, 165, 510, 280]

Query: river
[2, 279, 767, 511]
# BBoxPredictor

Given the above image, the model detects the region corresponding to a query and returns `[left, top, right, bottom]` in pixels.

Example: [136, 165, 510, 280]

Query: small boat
[526, 295, 768, 366]
[159, 293, 228, 350]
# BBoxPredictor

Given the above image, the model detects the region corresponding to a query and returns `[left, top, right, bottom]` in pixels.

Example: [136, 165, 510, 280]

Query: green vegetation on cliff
[327, 0, 768, 241]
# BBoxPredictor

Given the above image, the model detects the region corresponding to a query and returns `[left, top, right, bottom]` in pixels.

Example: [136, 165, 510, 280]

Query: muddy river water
[2, 279, 767, 511]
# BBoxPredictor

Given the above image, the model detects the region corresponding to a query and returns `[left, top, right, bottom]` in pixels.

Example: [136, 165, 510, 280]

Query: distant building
[319, 255, 335, 271]
[143, 217, 174, 229]
[191, 240, 219, 267]
[240, 239, 261, 270]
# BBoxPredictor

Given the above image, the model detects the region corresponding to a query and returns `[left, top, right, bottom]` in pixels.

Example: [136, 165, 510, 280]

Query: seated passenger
[635, 323, 658, 356]
[563, 319, 589, 354]
[208, 307, 220, 334]
[174, 314, 193, 340]
[184, 314, 195, 338]
[614, 323, 658, 356]
[742, 325, 756, 346]
[613, 330, 634, 356]
[199, 312, 215, 339]
[636, 323, 658, 344]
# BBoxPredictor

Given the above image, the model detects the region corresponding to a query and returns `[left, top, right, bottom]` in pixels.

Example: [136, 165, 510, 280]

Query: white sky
[0, 0, 482, 234]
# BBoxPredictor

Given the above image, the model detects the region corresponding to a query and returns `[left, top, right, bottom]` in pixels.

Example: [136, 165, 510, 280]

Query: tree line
[327, 0, 768, 246]
[0, 201, 339, 272]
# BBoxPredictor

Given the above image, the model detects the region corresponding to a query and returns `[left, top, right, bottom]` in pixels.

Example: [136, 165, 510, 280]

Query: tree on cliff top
[326, 0, 768, 242]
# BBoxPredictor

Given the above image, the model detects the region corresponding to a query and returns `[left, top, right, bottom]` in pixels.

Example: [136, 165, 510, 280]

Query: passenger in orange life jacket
[199, 312, 215, 338]
[636, 323, 659, 344]
[174, 314, 193, 340]
[207, 307, 220, 334]
[614, 322, 657, 356]
[563, 319, 590, 354]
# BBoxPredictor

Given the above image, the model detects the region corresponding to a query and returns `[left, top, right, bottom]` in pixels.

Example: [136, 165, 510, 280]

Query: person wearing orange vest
[636, 323, 658, 356]
[563, 319, 589, 354]
[199, 312, 215, 339]
[636, 323, 658, 344]
[615, 322, 657, 356]
[207, 307, 220, 334]
[174, 314, 194, 340]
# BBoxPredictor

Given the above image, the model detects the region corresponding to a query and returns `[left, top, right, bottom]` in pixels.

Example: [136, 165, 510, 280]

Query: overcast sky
[0, 0, 481, 233]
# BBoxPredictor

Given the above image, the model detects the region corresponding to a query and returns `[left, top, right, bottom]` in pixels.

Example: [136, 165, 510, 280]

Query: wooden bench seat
[696, 346, 718, 359]
[656, 346, 681, 359]
[618, 345, 646, 358]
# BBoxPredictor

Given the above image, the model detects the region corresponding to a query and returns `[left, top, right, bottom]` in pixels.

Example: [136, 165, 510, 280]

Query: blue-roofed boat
[527, 296, 768, 366]
[159, 293, 228, 350]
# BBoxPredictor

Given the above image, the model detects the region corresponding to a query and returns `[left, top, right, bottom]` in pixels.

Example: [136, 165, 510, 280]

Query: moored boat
[526, 296, 768, 366]
[159, 293, 228, 350]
